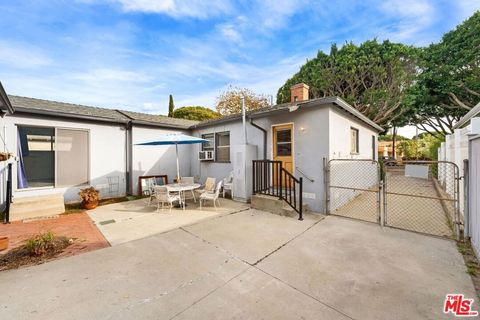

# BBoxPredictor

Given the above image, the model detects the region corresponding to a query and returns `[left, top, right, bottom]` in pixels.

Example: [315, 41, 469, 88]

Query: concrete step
[10, 193, 65, 221]
[251, 194, 307, 218]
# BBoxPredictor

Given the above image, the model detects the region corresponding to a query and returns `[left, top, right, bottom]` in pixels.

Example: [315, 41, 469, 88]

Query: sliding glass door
[17, 126, 55, 188]
[17, 125, 89, 189]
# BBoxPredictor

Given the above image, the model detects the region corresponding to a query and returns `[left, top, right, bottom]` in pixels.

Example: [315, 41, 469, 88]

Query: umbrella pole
[176, 143, 180, 182]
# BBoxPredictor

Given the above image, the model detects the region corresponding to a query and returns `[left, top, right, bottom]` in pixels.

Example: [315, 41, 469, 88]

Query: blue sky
[0, 0, 479, 115]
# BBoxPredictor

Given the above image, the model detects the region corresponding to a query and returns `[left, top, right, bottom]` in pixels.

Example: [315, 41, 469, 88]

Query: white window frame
[15, 124, 90, 190]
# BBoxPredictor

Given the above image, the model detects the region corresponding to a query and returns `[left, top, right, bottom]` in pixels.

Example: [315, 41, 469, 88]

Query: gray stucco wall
[191, 105, 331, 212]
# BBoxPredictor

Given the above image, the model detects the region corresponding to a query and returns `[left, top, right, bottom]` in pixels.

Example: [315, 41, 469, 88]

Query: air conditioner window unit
[199, 150, 214, 161]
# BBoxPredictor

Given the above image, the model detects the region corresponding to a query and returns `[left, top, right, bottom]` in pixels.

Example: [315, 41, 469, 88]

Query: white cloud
[0, 41, 52, 69]
[257, 0, 310, 30]
[74, 68, 152, 82]
[379, 0, 436, 43]
[218, 23, 243, 43]
[109, 0, 233, 18]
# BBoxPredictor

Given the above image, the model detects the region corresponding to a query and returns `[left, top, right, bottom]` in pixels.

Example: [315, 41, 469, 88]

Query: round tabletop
[164, 183, 201, 192]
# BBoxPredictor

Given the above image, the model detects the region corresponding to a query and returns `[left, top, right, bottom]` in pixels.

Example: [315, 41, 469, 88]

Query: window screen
[215, 132, 230, 162]
[56, 129, 89, 187]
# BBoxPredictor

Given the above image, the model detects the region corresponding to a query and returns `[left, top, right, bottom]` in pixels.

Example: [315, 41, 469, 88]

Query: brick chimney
[290, 83, 309, 105]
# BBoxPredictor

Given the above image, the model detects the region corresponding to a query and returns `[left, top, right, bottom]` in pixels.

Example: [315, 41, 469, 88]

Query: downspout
[249, 118, 267, 159]
[242, 96, 247, 144]
[125, 120, 133, 195]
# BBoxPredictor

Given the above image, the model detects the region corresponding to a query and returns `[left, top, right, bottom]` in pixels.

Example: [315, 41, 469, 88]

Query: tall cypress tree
[168, 94, 175, 117]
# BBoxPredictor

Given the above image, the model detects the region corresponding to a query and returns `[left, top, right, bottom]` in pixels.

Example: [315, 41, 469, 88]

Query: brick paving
[0, 213, 110, 257]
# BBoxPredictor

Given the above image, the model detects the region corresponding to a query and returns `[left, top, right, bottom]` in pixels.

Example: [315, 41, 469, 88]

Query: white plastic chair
[196, 177, 216, 194]
[222, 171, 233, 198]
[154, 186, 183, 212]
[147, 178, 158, 205]
[200, 181, 222, 210]
[179, 176, 196, 203]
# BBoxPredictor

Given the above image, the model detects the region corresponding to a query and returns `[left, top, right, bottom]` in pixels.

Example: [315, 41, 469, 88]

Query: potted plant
[79, 187, 100, 210]
[0, 236, 8, 251]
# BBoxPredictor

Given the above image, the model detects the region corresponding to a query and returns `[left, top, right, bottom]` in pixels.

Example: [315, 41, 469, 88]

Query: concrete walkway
[0, 211, 476, 319]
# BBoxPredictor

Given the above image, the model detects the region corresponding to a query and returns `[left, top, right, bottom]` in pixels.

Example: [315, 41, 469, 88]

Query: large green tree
[405, 11, 480, 136]
[172, 106, 220, 121]
[277, 40, 420, 128]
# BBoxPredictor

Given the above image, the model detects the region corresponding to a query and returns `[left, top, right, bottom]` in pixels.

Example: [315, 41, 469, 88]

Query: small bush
[25, 231, 58, 256]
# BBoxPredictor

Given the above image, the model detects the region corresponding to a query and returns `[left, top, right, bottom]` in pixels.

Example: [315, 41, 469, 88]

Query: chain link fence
[325, 159, 460, 239]
[384, 161, 459, 239]
[326, 159, 380, 223]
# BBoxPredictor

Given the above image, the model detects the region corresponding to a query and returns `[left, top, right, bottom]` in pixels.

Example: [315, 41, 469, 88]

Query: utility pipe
[250, 118, 267, 159]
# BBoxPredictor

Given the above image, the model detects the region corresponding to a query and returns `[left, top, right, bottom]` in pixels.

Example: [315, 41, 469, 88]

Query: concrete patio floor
[88, 198, 250, 245]
[0, 210, 476, 319]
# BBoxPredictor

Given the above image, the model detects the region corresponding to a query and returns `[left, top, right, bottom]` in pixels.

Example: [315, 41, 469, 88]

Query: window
[202, 133, 214, 151]
[17, 126, 55, 188]
[56, 129, 89, 187]
[17, 126, 89, 189]
[350, 127, 359, 154]
[372, 135, 376, 160]
[215, 131, 230, 162]
[275, 128, 292, 156]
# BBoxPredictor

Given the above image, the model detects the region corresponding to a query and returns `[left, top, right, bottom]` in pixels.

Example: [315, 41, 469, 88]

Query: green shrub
[25, 231, 57, 256]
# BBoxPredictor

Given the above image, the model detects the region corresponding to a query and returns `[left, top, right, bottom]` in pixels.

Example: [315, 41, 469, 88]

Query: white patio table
[165, 183, 201, 207]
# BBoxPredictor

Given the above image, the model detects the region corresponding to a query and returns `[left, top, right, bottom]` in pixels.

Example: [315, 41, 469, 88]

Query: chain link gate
[384, 161, 460, 239]
[325, 159, 381, 224]
[325, 159, 460, 239]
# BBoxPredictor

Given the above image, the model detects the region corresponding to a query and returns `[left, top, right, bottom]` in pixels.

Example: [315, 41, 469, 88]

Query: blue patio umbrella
[136, 133, 207, 182]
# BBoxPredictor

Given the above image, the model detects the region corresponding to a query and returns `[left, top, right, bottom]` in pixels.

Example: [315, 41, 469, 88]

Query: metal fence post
[299, 177, 303, 221]
[4, 163, 12, 224]
[323, 158, 330, 214]
[464, 159, 469, 240]
[379, 167, 384, 227]
[383, 169, 387, 226]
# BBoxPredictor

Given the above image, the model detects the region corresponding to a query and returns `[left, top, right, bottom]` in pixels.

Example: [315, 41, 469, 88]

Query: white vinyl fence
[438, 127, 470, 215]
[468, 135, 480, 257]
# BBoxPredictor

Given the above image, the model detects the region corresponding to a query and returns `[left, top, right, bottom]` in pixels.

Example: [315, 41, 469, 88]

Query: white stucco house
[0, 82, 382, 220]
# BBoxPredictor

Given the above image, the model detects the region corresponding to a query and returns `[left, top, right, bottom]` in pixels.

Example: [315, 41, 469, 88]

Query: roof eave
[131, 119, 192, 130]
[329, 97, 384, 132]
[190, 97, 384, 133]
[453, 102, 480, 130]
[0, 82, 14, 116]
[13, 107, 129, 124]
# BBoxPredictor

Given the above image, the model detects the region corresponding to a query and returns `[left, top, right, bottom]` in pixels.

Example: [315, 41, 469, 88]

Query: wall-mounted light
[300, 127, 306, 132]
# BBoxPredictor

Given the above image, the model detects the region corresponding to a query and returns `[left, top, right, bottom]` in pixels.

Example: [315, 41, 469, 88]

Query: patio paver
[0, 212, 109, 256]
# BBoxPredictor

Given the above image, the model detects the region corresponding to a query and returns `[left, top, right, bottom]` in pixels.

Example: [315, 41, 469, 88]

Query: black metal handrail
[252, 160, 303, 220]
[2, 163, 12, 224]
